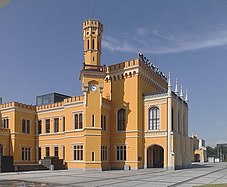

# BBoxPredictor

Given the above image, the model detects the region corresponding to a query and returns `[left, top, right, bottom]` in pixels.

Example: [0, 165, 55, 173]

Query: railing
[83, 63, 107, 72]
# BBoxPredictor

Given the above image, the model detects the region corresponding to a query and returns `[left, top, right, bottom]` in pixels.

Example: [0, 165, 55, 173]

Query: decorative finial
[168, 72, 172, 96]
[174, 79, 178, 95]
[185, 89, 189, 103]
[180, 84, 183, 99]
[168, 72, 171, 87]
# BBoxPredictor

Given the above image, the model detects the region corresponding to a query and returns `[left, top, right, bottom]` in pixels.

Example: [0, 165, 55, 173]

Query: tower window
[92, 39, 94, 49]
[87, 39, 89, 50]
[92, 114, 95, 127]
[93, 57, 95, 61]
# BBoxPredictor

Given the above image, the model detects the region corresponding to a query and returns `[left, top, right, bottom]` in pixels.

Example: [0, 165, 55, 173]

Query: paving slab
[0, 163, 227, 187]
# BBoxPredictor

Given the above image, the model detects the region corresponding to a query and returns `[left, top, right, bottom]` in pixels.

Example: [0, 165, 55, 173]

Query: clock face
[90, 84, 97, 92]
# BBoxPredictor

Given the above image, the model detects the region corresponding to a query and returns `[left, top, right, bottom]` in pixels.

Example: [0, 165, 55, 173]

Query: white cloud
[103, 27, 227, 55]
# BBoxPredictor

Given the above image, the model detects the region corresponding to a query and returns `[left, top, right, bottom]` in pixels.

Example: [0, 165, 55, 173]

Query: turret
[82, 19, 103, 67]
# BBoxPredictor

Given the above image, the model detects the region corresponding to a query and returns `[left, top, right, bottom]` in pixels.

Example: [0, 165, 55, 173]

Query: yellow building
[0, 19, 199, 171]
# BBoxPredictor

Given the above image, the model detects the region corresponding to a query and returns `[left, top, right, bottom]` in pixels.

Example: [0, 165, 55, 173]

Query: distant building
[0, 19, 204, 171]
[191, 135, 207, 162]
[217, 144, 227, 162]
[36, 93, 70, 106]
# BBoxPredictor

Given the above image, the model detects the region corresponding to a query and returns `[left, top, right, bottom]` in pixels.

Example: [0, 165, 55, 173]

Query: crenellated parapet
[63, 95, 84, 103]
[105, 58, 168, 92]
[36, 96, 84, 111]
[105, 59, 139, 82]
[0, 102, 36, 110]
[0, 128, 10, 133]
[83, 19, 103, 32]
[36, 101, 63, 111]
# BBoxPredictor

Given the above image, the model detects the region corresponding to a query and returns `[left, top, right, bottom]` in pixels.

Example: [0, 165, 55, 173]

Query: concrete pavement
[0, 162, 227, 187]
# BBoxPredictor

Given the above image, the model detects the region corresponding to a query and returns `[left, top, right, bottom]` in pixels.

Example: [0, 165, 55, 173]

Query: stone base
[166, 166, 175, 171]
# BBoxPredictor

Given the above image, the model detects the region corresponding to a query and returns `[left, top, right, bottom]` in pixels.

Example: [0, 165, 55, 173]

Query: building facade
[0, 19, 201, 171]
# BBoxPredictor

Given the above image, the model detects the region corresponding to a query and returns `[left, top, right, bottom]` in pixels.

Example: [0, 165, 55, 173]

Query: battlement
[83, 19, 103, 32]
[0, 102, 35, 110]
[63, 95, 84, 103]
[0, 128, 10, 133]
[36, 96, 84, 111]
[36, 101, 63, 111]
[107, 59, 139, 72]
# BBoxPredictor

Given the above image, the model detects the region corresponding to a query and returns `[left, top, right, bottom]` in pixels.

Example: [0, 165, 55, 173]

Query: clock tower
[80, 19, 106, 102]
[80, 20, 106, 170]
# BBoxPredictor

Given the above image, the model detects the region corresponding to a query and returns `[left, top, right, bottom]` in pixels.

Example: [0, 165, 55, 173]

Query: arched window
[149, 107, 160, 130]
[117, 108, 126, 131]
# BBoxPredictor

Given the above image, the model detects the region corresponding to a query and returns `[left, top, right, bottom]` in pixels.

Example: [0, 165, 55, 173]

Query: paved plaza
[0, 163, 227, 187]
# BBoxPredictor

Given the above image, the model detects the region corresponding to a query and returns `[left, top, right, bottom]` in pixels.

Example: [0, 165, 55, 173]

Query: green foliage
[206, 146, 218, 157]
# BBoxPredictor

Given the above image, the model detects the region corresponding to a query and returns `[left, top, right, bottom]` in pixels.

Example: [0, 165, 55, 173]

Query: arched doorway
[194, 154, 200, 162]
[147, 145, 164, 168]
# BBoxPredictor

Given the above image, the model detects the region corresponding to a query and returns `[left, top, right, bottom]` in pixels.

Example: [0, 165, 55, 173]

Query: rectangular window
[46, 147, 50, 157]
[54, 118, 59, 133]
[101, 115, 107, 131]
[101, 146, 108, 161]
[45, 119, 50, 133]
[21, 147, 31, 161]
[116, 145, 126, 161]
[22, 119, 30, 134]
[62, 146, 65, 160]
[92, 152, 95, 161]
[38, 147, 41, 160]
[73, 145, 83, 161]
[101, 115, 103, 129]
[22, 119, 26, 133]
[54, 147, 59, 157]
[62, 117, 65, 132]
[92, 114, 95, 127]
[38, 120, 42, 134]
[26, 120, 30, 133]
[0, 145, 3, 156]
[103, 116, 106, 130]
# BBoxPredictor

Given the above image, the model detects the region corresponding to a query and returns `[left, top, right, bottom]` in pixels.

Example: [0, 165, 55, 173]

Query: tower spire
[168, 72, 172, 96]
[174, 79, 178, 95]
[185, 89, 189, 103]
[180, 84, 183, 99]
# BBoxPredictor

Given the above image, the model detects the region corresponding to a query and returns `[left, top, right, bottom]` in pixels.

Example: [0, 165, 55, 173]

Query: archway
[147, 145, 164, 168]
[194, 154, 200, 162]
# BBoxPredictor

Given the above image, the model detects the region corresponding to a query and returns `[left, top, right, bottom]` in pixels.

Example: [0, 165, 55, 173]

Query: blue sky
[0, 0, 227, 147]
